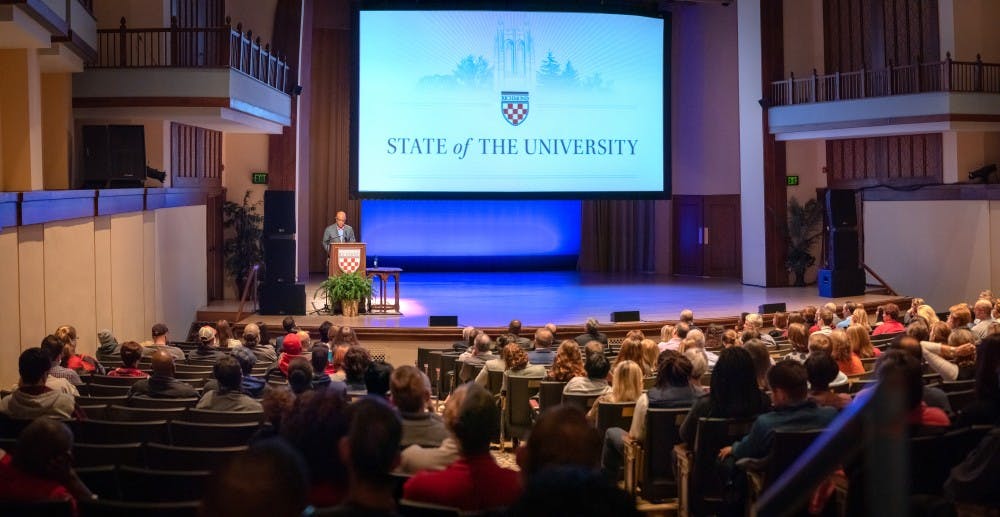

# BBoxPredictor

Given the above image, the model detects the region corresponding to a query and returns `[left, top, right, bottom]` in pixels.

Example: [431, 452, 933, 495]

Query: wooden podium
[329, 242, 366, 277]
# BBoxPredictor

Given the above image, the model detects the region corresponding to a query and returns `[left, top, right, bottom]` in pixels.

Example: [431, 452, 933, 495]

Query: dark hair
[257, 322, 271, 346]
[287, 358, 314, 394]
[889, 335, 923, 362]
[333, 327, 360, 347]
[311, 345, 330, 373]
[231, 346, 257, 374]
[804, 352, 839, 391]
[365, 361, 393, 398]
[280, 389, 349, 486]
[151, 323, 168, 337]
[584, 351, 611, 379]
[202, 438, 309, 517]
[508, 466, 641, 517]
[520, 405, 601, 478]
[655, 350, 693, 388]
[119, 341, 143, 367]
[704, 324, 725, 349]
[343, 397, 402, 485]
[452, 383, 499, 455]
[282, 316, 296, 333]
[744, 340, 772, 384]
[974, 334, 1000, 401]
[675, 321, 691, 339]
[214, 355, 243, 390]
[216, 320, 234, 343]
[508, 319, 522, 335]
[344, 346, 371, 383]
[875, 350, 924, 410]
[767, 360, 809, 400]
[709, 347, 767, 417]
[39, 335, 63, 362]
[318, 321, 333, 343]
[19, 348, 52, 385]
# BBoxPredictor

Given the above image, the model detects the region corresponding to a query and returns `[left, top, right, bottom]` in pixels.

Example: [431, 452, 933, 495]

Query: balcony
[72, 17, 293, 134]
[767, 55, 1000, 141]
[0, 0, 97, 71]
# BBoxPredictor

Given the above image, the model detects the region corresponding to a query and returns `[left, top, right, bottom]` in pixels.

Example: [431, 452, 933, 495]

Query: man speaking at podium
[322, 210, 356, 256]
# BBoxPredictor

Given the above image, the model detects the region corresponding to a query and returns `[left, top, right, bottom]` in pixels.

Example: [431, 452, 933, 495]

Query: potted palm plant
[316, 273, 372, 317]
[222, 190, 263, 296]
[785, 196, 823, 287]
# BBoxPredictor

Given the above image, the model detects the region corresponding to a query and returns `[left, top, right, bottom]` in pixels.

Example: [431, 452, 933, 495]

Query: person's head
[906, 320, 930, 342]
[281, 333, 302, 356]
[890, 335, 923, 362]
[231, 346, 257, 375]
[679, 309, 695, 324]
[851, 308, 870, 331]
[335, 210, 347, 228]
[509, 466, 641, 517]
[973, 298, 994, 321]
[875, 350, 924, 411]
[54, 325, 78, 350]
[882, 303, 901, 323]
[318, 321, 333, 343]
[829, 329, 853, 362]
[296, 330, 312, 352]
[807, 332, 833, 355]
[282, 316, 297, 334]
[659, 324, 674, 342]
[331, 344, 349, 371]
[674, 321, 691, 339]
[452, 383, 499, 456]
[461, 325, 477, 343]
[846, 324, 875, 358]
[242, 323, 260, 346]
[202, 439, 309, 517]
[803, 305, 818, 325]
[150, 350, 176, 377]
[198, 325, 218, 349]
[40, 334, 64, 365]
[517, 405, 601, 479]
[344, 346, 371, 382]
[787, 323, 808, 353]
[818, 309, 835, 327]
[843, 301, 857, 319]
[804, 352, 840, 392]
[550, 340, 584, 380]
[365, 360, 394, 398]
[390, 365, 431, 413]
[508, 319, 523, 336]
[311, 344, 330, 373]
[18, 348, 51, 386]
[611, 360, 643, 402]
[583, 350, 611, 380]
[974, 334, 1000, 401]
[287, 357, 314, 394]
[214, 355, 244, 391]
[11, 418, 74, 480]
[615, 338, 644, 369]
[545, 322, 558, 337]
[684, 348, 708, 383]
[788, 311, 806, 326]
[151, 323, 169, 342]
[772, 312, 788, 330]
[504, 343, 529, 371]
[929, 321, 952, 343]
[640, 339, 660, 372]
[280, 388, 350, 487]
[326, 324, 340, 344]
[949, 328, 976, 348]
[473, 332, 491, 354]
[333, 326, 359, 347]
[722, 329, 739, 348]
[767, 360, 810, 405]
[583, 340, 605, 359]
[744, 313, 764, 332]
[824, 302, 839, 315]
[744, 340, 772, 387]
[98, 329, 117, 349]
[257, 322, 271, 345]
[655, 350, 693, 388]
[339, 396, 402, 489]
[949, 304, 973, 329]
[216, 320, 234, 342]
[585, 317, 600, 336]
[686, 329, 706, 349]
[534, 328, 554, 350]
[119, 341, 143, 368]
[709, 347, 765, 416]
[916, 304, 939, 325]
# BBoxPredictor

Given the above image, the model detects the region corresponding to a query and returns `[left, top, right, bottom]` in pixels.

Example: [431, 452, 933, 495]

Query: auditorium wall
[0, 205, 206, 388]
[221, 132, 269, 298]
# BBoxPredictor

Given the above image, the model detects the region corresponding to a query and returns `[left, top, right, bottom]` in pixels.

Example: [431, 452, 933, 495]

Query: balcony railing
[769, 53, 1000, 106]
[90, 16, 292, 94]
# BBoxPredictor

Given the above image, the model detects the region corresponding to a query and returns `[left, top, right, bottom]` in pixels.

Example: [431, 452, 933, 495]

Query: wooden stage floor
[199, 271, 906, 330]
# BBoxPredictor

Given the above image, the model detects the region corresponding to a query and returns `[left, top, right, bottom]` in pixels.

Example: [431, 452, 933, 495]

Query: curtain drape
[578, 200, 657, 273]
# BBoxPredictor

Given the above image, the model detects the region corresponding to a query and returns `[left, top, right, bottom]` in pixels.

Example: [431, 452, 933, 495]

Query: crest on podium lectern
[337, 248, 361, 274]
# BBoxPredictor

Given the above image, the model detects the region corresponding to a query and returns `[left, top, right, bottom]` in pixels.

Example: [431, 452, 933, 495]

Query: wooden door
[673, 196, 704, 276]
[206, 188, 225, 300]
[704, 195, 742, 278]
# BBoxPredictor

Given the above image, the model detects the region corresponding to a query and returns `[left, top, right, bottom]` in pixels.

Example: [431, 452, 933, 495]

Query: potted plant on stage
[223, 190, 263, 297]
[785, 196, 823, 287]
[318, 273, 372, 317]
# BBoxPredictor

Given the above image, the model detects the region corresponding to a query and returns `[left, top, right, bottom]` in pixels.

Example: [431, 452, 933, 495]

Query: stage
[198, 271, 908, 331]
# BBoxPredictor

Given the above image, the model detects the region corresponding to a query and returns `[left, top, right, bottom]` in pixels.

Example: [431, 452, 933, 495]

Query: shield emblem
[500, 91, 529, 126]
[337, 248, 361, 274]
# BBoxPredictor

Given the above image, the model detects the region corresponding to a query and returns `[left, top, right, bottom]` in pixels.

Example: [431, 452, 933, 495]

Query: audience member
[508, 319, 532, 350]
[615, 337, 650, 375]
[274, 316, 298, 353]
[847, 323, 881, 359]
[921, 328, 977, 381]
[544, 322, 558, 340]
[504, 344, 547, 389]
[189, 325, 227, 362]
[680, 347, 771, 448]
[743, 314, 777, 347]
[507, 465, 640, 517]
[216, 320, 241, 348]
[344, 346, 372, 392]
[144, 322, 185, 361]
[196, 356, 263, 412]
[288, 358, 315, 395]
[564, 351, 612, 397]
[547, 340, 585, 382]
[812, 309, 835, 335]
[201, 438, 309, 517]
[824, 302, 843, 326]
[943, 427, 1000, 508]
[277, 333, 303, 376]
[769, 312, 788, 338]
[227, 346, 266, 397]
[40, 334, 82, 386]
[474, 341, 509, 387]
[831, 329, 865, 376]
[889, 335, 952, 413]
[721, 329, 739, 348]
[836, 301, 858, 328]
[805, 352, 851, 410]
[128, 350, 199, 399]
[575, 317, 608, 347]
[875, 350, 950, 428]
[680, 329, 718, 368]
[403, 383, 521, 511]
[519, 405, 602, 479]
[106, 341, 148, 378]
[929, 321, 952, 343]
[280, 389, 351, 507]
[329, 344, 349, 382]
[452, 326, 478, 352]
[96, 328, 119, 356]
[318, 321, 334, 346]
[659, 322, 689, 352]
[685, 347, 708, 388]
[586, 360, 641, 422]
[296, 330, 312, 353]
[872, 303, 904, 336]
[457, 333, 495, 382]
[640, 338, 660, 374]
[948, 304, 974, 330]
[802, 305, 818, 328]
[0, 348, 77, 419]
[365, 360, 393, 398]
[955, 333, 1000, 426]
[0, 418, 93, 512]
[903, 299, 925, 325]
[916, 304, 940, 326]
[398, 380, 464, 474]
[718, 360, 837, 461]
[390, 365, 448, 448]
[55, 325, 102, 374]
[526, 328, 555, 366]
[851, 308, 872, 333]
[241, 323, 277, 362]
[971, 298, 996, 340]
[744, 339, 774, 389]
[783, 323, 809, 363]
[311, 345, 334, 390]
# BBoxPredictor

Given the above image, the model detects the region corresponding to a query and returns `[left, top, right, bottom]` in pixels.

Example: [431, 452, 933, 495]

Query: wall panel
[0, 228, 22, 387]
[17, 224, 46, 351]
[110, 213, 148, 343]
[94, 215, 113, 332]
[827, 133, 942, 188]
[43, 218, 98, 355]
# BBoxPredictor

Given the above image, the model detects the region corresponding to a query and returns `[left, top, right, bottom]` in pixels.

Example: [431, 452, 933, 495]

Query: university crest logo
[337, 248, 361, 274]
[500, 91, 529, 126]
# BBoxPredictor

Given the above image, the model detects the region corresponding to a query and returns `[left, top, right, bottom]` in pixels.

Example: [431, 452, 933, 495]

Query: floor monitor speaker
[818, 268, 866, 298]
[758, 303, 787, 314]
[610, 310, 640, 323]
[429, 315, 459, 327]
[260, 283, 306, 315]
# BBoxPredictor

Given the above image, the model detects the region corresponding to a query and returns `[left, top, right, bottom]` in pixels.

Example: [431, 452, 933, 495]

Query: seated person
[142, 323, 185, 361]
[807, 333, 849, 387]
[311, 345, 334, 390]
[55, 325, 103, 374]
[106, 341, 148, 378]
[504, 344, 547, 392]
[40, 335, 82, 387]
[921, 328, 978, 381]
[204, 346, 266, 398]
[343, 347, 372, 393]
[574, 317, 609, 347]
[240, 323, 277, 363]
[96, 328, 119, 356]
[889, 335, 952, 413]
[718, 360, 837, 461]
[276, 333, 304, 377]
[507, 465, 640, 517]
[0, 418, 93, 513]
[390, 365, 449, 448]
[398, 383, 464, 474]
[805, 352, 851, 410]
[526, 328, 556, 366]
[457, 333, 495, 382]
[875, 350, 950, 428]
[547, 340, 586, 382]
[128, 350, 199, 399]
[403, 383, 521, 511]
[202, 438, 308, 517]
[365, 360, 394, 399]
[518, 405, 602, 479]
[288, 358, 315, 395]
[0, 348, 77, 420]
[188, 326, 228, 362]
[564, 351, 613, 397]
[474, 338, 512, 387]
[586, 360, 642, 423]
[195, 356, 263, 412]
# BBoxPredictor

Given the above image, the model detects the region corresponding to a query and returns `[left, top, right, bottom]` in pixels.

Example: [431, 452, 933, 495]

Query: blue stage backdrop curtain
[578, 200, 656, 273]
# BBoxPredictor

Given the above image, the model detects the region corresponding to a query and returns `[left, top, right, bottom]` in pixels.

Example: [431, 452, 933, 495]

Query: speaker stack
[259, 191, 305, 315]
[818, 189, 866, 298]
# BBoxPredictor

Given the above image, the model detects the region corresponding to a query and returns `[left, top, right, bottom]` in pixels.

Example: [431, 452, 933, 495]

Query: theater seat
[168, 421, 260, 447]
[144, 442, 247, 471]
[79, 499, 200, 517]
[117, 465, 210, 502]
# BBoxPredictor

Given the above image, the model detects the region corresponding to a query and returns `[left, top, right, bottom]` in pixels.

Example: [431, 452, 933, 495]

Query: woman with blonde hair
[547, 340, 585, 382]
[640, 339, 660, 375]
[587, 360, 643, 422]
[846, 324, 881, 359]
[850, 308, 871, 333]
[615, 338, 650, 375]
[831, 329, 864, 375]
[55, 324, 102, 374]
[916, 305, 940, 326]
[216, 320, 241, 348]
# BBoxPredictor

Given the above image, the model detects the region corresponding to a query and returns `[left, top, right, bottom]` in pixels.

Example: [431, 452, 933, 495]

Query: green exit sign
[786, 175, 800, 186]
[251, 171, 269, 184]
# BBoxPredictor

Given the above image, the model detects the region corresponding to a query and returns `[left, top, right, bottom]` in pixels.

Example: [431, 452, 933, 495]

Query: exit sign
[786, 175, 800, 186]
[251, 171, 269, 184]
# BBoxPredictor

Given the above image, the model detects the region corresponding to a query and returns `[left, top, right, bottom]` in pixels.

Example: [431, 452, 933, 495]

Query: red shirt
[836, 354, 866, 376]
[403, 453, 521, 511]
[907, 402, 951, 427]
[0, 453, 77, 515]
[872, 320, 904, 336]
[66, 355, 98, 373]
[107, 367, 147, 378]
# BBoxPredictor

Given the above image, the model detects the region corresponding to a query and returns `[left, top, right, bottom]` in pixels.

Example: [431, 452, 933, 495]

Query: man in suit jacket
[322, 210, 356, 256]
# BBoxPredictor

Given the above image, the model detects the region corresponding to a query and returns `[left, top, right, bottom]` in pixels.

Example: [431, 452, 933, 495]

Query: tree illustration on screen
[536, 51, 609, 91]
[418, 55, 493, 90]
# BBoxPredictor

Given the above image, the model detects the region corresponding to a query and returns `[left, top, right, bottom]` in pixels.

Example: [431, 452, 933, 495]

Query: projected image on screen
[356, 9, 667, 197]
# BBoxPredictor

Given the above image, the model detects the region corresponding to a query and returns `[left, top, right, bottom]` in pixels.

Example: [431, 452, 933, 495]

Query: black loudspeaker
[82, 125, 146, 188]
[259, 283, 306, 315]
[264, 190, 296, 235]
[818, 268, 866, 298]
[263, 237, 295, 283]
[758, 302, 787, 314]
[825, 189, 858, 228]
[429, 315, 459, 327]
[610, 310, 640, 323]
[827, 228, 859, 270]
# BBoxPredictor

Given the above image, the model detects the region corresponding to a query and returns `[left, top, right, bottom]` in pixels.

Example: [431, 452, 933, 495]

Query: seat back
[144, 442, 247, 471]
[72, 419, 169, 445]
[595, 401, 636, 437]
[762, 429, 825, 488]
[939, 380, 976, 393]
[505, 374, 543, 440]
[73, 442, 143, 468]
[117, 465, 210, 502]
[183, 409, 265, 424]
[109, 405, 187, 422]
[169, 421, 260, 447]
[86, 383, 134, 397]
[849, 379, 878, 394]
[76, 395, 129, 407]
[76, 465, 121, 500]
[78, 403, 109, 420]
[690, 417, 757, 514]
[486, 370, 504, 396]
[946, 389, 977, 412]
[438, 353, 461, 396]
[87, 375, 145, 386]
[641, 407, 690, 501]
[128, 397, 199, 409]
[78, 499, 201, 517]
[538, 380, 567, 412]
[0, 499, 73, 517]
[562, 393, 599, 413]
